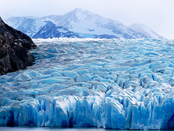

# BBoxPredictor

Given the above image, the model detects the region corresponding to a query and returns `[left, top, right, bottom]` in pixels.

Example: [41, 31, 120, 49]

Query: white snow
[57, 28, 67, 33]
[60, 11, 116, 36]
[5, 9, 142, 39]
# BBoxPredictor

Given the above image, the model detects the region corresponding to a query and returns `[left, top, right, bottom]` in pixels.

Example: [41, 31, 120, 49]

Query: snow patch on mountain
[32, 21, 81, 39]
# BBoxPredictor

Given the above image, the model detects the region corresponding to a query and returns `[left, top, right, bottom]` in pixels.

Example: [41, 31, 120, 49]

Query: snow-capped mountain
[39, 8, 146, 39]
[129, 23, 164, 39]
[5, 8, 164, 39]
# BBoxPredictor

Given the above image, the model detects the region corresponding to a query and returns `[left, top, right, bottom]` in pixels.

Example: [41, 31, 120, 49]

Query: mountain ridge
[5, 8, 164, 39]
[129, 23, 164, 39]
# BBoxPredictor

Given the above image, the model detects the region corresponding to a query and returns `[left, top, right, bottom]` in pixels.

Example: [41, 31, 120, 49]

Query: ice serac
[0, 17, 37, 75]
[1, 38, 174, 129]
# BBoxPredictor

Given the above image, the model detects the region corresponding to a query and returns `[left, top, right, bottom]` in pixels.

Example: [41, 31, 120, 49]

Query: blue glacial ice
[1, 38, 174, 129]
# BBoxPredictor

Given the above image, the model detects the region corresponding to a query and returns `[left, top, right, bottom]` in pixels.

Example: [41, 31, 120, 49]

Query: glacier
[1, 38, 174, 129]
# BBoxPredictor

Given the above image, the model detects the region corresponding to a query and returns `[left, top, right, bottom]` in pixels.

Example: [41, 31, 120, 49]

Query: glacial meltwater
[1, 38, 174, 129]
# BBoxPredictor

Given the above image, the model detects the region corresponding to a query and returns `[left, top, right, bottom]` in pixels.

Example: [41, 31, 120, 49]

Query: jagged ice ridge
[0, 38, 174, 129]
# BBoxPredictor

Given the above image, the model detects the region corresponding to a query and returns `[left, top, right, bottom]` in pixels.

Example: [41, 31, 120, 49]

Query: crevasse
[1, 38, 174, 129]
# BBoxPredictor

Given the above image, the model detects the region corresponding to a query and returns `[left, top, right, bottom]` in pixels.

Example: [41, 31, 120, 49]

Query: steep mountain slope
[5, 8, 164, 39]
[0, 17, 36, 75]
[33, 21, 81, 38]
[129, 23, 165, 39]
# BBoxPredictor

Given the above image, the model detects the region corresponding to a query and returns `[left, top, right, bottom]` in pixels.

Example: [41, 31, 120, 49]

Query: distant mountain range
[5, 8, 164, 39]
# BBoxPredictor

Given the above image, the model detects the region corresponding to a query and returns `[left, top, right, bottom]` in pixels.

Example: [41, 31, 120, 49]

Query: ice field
[1, 38, 174, 129]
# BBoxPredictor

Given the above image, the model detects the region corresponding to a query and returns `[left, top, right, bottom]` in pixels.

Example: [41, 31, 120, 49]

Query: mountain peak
[70, 8, 94, 16]
[5, 9, 165, 39]
[73, 8, 84, 12]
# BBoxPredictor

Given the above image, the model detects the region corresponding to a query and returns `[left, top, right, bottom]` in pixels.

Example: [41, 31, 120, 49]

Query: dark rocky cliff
[0, 17, 37, 75]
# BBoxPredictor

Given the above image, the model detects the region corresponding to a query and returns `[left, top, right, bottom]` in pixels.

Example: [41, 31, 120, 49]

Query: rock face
[0, 17, 37, 75]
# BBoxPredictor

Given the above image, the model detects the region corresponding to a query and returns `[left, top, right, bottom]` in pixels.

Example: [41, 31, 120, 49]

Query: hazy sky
[0, 0, 174, 39]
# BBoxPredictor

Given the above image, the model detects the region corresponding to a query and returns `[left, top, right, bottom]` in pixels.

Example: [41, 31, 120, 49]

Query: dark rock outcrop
[0, 17, 37, 75]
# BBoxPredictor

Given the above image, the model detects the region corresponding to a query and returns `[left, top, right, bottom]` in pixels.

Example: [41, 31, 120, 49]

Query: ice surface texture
[1, 38, 174, 129]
